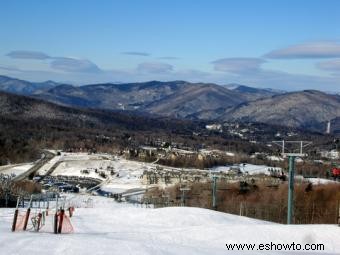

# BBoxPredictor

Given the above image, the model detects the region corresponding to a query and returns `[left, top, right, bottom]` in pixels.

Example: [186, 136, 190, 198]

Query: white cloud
[6, 50, 103, 73]
[158, 56, 180, 60]
[316, 59, 340, 72]
[122, 51, 151, 56]
[6, 50, 51, 60]
[50, 57, 101, 73]
[0, 65, 22, 72]
[265, 41, 340, 59]
[212, 58, 265, 73]
[137, 62, 173, 74]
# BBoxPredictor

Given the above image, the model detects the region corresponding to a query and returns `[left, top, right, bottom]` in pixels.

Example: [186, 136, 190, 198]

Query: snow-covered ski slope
[0, 196, 339, 255]
[0, 163, 34, 176]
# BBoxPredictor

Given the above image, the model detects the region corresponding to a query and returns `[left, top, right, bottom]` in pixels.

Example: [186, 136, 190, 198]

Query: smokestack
[326, 120, 331, 134]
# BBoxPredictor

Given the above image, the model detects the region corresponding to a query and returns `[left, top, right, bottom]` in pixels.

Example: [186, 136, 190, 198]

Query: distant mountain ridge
[37, 80, 194, 110]
[0, 75, 59, 95]
[221, 90, 340, 129]
[1, 75, 340, 132]
[144, 83, 245, 118]
[0, 90, 203, 132]
[230, 84, 281, 101]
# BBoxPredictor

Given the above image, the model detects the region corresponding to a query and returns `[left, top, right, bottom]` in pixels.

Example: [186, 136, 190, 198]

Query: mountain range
[0, 75, 57, 95]
[1, 75, 340, 133]
[0, 90, 210, 164]
[0, 90, 201, 132]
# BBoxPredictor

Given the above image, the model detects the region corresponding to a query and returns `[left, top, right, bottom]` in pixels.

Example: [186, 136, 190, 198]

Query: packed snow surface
[212, 163, 282, 175]
[47, 153, 152, 192]
[40, 153, 204, 193]
[0, 196, 339, 254]
[305, 177, 339, 185]
[0, 163, 34, 176]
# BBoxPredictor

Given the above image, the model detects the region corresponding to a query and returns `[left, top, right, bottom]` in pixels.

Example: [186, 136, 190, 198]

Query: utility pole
[212, 175, 218, 210]
[273, 140, 311, 224]
[287, 155, 295, 224]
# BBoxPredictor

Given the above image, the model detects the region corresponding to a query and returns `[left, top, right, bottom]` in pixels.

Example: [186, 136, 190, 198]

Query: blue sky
[0, 0, 340, 91]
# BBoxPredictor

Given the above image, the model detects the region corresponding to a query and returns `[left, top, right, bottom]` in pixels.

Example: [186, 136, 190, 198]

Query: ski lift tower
[272, 140, 312, 224]
[179, 185, 191, 207]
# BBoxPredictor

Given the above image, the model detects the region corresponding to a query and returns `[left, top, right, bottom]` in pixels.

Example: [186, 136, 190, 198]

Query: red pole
[57, 209, 65, 234]
[11, 209, 18, 232]
[24, 195, 33, 231]
[54, 193, 59, 234]
[46, 197, 49, 216]
[54, 211, 58, 234]
[37, 213, 42, 232]
[23, 208, 31, 231]
[12, 196, 20, 232]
